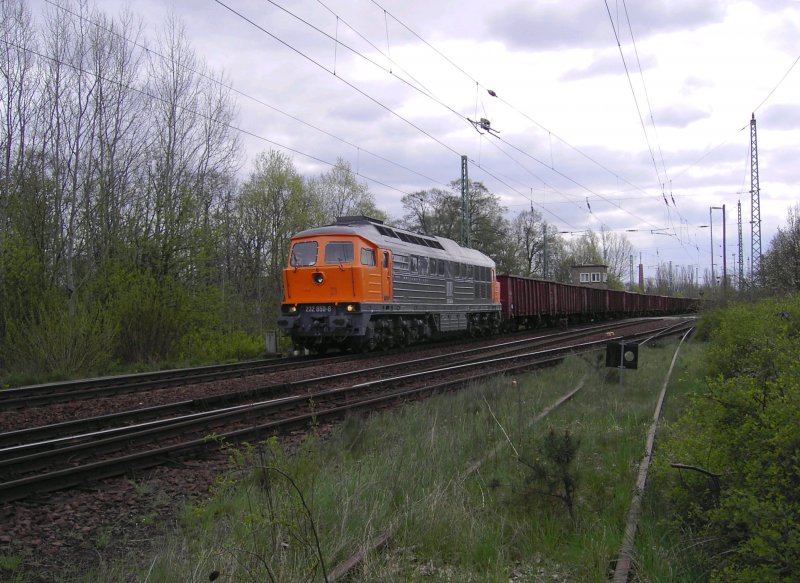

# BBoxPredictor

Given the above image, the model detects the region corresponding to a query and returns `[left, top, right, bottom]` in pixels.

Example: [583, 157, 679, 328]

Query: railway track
[0, 355, 355, 411]
[0, 318, 679, 448]
[0, 327, 593, 411]
[0, 317, 693, 503]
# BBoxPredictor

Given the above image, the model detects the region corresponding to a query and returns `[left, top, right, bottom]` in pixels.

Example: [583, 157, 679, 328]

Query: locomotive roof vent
[334, 215, 446, 251]
[336, 215, 384, 225]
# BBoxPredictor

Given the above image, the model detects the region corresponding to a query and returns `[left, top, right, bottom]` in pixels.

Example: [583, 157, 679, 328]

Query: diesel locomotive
[277, 216, 696, 353]
[277, 216, 502, 352]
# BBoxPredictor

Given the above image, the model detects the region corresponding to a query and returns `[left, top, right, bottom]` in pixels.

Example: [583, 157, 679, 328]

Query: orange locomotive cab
[282, 235, 389, 305]
[278, 232, 391, 351]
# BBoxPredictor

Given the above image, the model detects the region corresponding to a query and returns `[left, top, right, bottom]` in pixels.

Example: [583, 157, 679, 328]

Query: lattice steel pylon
[461, 155, 471, 248]
[750, 113, 762, 286]
[738, 200, 744, 290]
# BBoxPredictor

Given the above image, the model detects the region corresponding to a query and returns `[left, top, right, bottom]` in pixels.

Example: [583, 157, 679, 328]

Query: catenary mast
[749, 113, 762, 286]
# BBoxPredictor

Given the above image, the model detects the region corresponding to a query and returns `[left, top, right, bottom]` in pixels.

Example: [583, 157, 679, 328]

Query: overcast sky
[41, 0, 800, 282]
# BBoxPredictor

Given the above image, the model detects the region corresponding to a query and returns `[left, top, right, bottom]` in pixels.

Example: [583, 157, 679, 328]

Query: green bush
[179, 328, 263, 364]
[2, 291, 117, 378]
[111, 271, 191, 364]
[659, 293, 800, 581]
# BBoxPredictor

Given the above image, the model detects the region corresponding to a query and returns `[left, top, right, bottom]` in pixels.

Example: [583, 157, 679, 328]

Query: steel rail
[0, 355, 343, 410]
[611, 329, 693, 582]
[0, 322, 693, 503]
[0, 318, 668, 450]
[0, 318, 664, 410]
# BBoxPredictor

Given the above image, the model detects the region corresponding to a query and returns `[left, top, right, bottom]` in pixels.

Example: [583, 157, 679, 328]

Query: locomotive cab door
[381, 249, 392, 301]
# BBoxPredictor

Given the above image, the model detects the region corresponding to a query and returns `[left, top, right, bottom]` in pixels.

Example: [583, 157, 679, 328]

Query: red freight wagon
[498, 274, 613, 328]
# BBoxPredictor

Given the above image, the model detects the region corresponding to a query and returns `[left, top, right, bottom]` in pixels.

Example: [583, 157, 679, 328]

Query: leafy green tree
[399, 179, 515, 271]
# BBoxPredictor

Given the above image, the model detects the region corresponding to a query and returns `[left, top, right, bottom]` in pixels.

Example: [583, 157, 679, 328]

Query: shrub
[520, 427, 581, 520]
[659, 293, 800, 581]
[2, 291, 117, 378]
[111, 271, 191, 364]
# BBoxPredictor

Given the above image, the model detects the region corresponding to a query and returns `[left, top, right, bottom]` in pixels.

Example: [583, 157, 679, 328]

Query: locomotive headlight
[312, 272, 324, 285]
[289, 305, 297, 313]
[346, 304, 355, 312]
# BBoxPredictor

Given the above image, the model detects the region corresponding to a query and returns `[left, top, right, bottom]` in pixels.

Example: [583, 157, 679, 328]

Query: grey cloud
[560, 51, 658, 82]
[758, 103, 800, 130]
[651, 105, 710, 128]
[486, 0, 726, 51]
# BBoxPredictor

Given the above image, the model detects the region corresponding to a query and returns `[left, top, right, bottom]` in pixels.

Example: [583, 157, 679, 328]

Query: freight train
[276, 216, 695, 353]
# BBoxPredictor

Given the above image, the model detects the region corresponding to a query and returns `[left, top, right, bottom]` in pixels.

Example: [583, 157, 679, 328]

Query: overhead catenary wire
[603, 0, 666, 203]
[621, 0, 671, 203]
[213, 0, 464, 158]
[260, 0, 632, 226]
[215, 0, 588, 227]
[369, 0, 668, 203]
[40, 0, 587, 234]
[366, 0, 699, 245]
[228, 0, 703, 243]
[36, 0, 582, 233]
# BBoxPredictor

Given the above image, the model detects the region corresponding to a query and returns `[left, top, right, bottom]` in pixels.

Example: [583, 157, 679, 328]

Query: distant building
[571, 264, 609, 289]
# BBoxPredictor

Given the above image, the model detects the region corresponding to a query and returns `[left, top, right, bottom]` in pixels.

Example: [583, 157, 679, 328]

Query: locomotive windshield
[290, 241, 318, 266]
[325, 241, 353, 264]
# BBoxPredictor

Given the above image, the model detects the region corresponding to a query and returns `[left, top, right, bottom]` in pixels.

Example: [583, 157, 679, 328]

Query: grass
[633, 339, 711, 582]
[79, 338, 707, 582]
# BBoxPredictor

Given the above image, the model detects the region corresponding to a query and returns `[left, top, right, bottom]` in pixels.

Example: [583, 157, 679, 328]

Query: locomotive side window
[325, 241, 353, 264]
[383, 252, 389, 268]
[419, 256, 428, 274]
[438, 260, 445, 276]
[290, 241, 318, 266]
[429, 258, 437, 275]
[360, 248, 375, 266]
[393, 254, 409, 271]
[410, 256, 418, 273]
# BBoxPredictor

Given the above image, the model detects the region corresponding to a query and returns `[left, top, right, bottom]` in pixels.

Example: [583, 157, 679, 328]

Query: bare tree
[599, 226, 634, 283]
[508, 208, 562, 278]
[83, 7, 148, 268]
[310, 158, 383, 224]
[234, 149, 319, 330]
[0, 0, 39, 332]
[399, 187, 454, 236]
[142, 13, 239, 278]
[763, 203, 800, 293]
